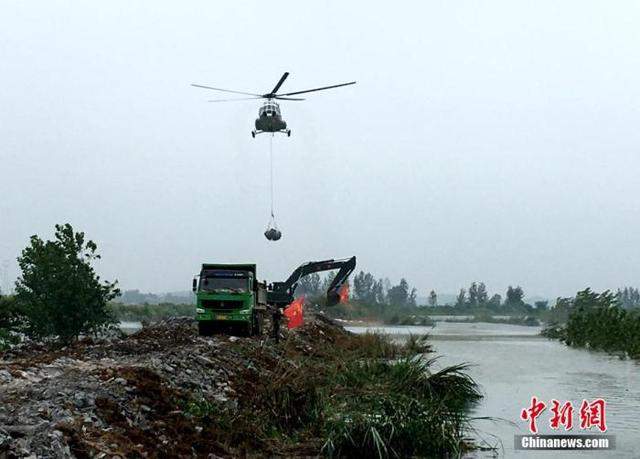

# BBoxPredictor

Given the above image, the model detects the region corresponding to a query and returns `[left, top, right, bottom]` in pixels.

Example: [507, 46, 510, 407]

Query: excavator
[193, 257, 356, 336]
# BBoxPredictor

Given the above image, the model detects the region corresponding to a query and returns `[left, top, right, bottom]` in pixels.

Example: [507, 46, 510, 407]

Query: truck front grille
[201, 299, 245, 310]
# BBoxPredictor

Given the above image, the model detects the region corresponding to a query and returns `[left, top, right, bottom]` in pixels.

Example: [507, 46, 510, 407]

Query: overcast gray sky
[1, 0, 639, 299]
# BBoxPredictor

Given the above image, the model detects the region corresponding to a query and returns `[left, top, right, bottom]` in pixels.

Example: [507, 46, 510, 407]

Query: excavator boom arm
[267, 256, 356, 308]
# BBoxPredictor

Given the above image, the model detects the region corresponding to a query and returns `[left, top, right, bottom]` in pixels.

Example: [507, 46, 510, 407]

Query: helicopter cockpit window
[260, 103, 279, 117]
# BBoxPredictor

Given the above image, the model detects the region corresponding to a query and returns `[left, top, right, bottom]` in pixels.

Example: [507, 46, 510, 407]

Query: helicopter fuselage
[255, 113, 287, 132]
[252, 101, 290, 137]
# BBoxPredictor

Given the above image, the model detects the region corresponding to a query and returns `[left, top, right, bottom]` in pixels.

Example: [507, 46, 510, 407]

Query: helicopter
[192, 72, 355, 137]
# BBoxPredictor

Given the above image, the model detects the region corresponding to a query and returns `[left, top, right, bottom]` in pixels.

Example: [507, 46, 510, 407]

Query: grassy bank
[184, 323, 483, 457]
[321, 301, 543, 327]
[444, 313, 540, 326]
[318, 302, 437, 326]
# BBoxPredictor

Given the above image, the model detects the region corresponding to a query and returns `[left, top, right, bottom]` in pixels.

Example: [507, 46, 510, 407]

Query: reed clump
[191, 325, 482, 457]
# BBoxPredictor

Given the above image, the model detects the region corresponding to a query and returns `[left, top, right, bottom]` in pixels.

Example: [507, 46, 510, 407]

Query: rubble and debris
[0, 316, 351, 457]
[1, 315, 478, 457]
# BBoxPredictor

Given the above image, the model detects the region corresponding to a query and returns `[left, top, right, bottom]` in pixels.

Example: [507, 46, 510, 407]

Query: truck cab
[193, 263, 267, 336]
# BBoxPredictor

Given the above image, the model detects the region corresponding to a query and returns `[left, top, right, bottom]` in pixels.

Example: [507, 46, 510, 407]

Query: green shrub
[548, 289, 640, 359]
[15, 224, 120, 343]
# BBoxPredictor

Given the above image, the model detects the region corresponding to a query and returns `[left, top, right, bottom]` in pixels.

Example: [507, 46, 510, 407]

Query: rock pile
[0, 315, 350, 458]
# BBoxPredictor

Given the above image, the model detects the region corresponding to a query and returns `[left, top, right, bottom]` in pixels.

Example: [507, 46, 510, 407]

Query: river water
[346, 323, 640, 458]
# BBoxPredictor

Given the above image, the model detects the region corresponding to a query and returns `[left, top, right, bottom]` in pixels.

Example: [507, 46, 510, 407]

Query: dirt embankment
[0, 316, 365, 458]
[1, 315, 481, 458]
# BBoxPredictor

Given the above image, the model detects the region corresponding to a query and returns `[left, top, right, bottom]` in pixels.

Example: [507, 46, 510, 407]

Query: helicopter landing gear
[251, 130, 256, 138]
[287, 130, 291, 137]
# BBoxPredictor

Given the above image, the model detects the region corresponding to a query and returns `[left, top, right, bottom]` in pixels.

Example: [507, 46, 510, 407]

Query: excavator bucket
[327, 293, 339, 306]
[326, 260, 355, 306]
[327, 288, 347, 307]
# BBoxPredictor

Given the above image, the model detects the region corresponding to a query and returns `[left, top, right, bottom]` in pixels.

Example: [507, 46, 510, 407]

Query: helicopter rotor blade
[271, 72, 289, 94]
[274, 96, 305, 101]
[191, 84, 261, 97]
[279, 81, 356, 96]
[207, 97, 264, 103]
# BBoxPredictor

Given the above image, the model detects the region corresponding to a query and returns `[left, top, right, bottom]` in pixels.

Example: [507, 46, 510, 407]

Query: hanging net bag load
[264, 135, 282, 241]
[264, 212, 282, 241]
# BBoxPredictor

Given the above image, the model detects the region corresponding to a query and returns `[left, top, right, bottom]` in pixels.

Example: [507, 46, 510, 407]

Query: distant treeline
[543, 288, 640, 359]
[447, 283, 550, 313]
[108, 302, 193, 322]
[300, 272, 545, 325]
[115, 290, 193, 305]
[299, 272, 425, 324]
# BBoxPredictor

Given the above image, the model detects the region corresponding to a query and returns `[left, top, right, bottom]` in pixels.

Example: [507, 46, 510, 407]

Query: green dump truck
[192, 263, 267, 336]
[193, 257, 356, 336]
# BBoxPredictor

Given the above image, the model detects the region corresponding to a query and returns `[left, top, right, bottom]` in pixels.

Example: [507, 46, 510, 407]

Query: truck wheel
[198, 322, 211, 336]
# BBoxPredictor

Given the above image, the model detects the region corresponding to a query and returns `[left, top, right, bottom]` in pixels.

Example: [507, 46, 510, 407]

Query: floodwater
[119, 321, 142, 334]
[346, 323, 640, 458]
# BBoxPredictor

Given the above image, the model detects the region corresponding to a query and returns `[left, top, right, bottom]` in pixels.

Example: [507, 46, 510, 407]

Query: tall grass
[322, 355, 481, 458]
[210, 331, 483, 457]
[348, 331, 405, 359]
[404, 333, 432, 355]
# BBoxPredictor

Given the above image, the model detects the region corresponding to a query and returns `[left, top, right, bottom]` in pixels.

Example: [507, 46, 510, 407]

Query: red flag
[338, 284, 349, 304]
[284, 296, 304, 329]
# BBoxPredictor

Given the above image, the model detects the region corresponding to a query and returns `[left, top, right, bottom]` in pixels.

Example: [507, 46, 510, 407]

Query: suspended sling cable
[264, 134, 282, 241]
[270, 133, 274, 218]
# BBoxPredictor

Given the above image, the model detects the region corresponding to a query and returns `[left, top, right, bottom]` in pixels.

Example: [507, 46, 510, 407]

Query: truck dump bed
[201, 263, 257, 275]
